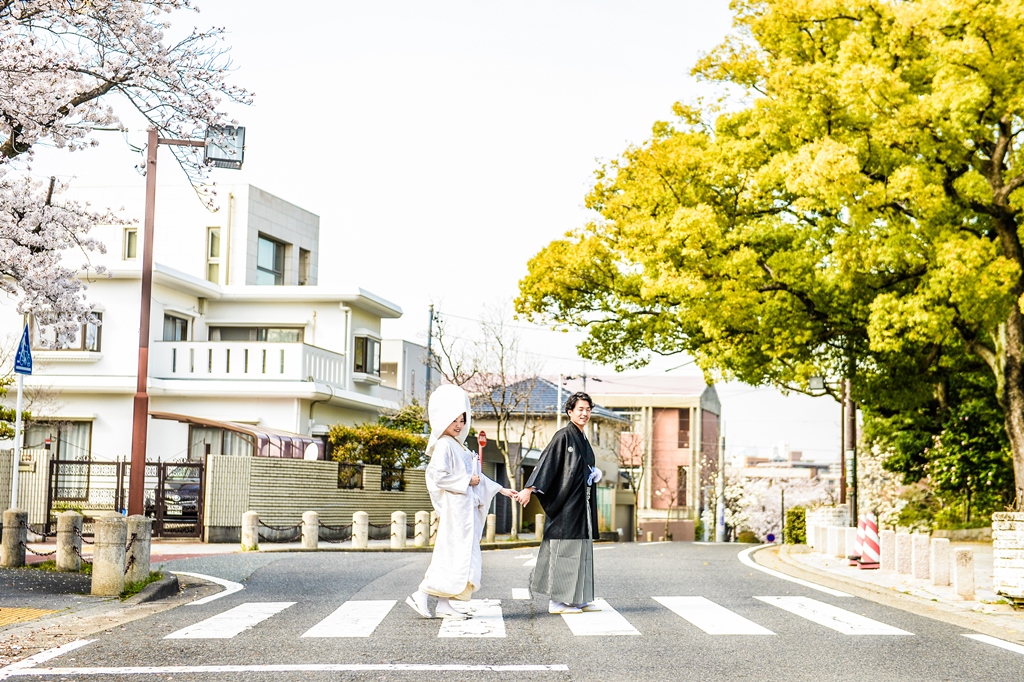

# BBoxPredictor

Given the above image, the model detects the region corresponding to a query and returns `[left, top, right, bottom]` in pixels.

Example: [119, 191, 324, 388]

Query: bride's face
[444, 413, 466, 439]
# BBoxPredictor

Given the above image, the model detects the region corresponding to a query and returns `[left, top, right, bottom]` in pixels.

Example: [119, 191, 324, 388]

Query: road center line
[171, 571, 244, 605]
[3, 664, 570, 675]
[512, 588, 532, 599]
[963, 633, 1024, 656]
[0, 640, 94, 681]
[737, 546, 852, 598]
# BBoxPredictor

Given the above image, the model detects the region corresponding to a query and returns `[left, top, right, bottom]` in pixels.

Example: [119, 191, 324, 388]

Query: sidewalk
[757, 541, 1024, 644]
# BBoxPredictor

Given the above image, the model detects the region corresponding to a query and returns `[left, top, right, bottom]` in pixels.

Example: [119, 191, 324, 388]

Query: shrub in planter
[736, 530, 759, 543]
[784, 507, 806, 544]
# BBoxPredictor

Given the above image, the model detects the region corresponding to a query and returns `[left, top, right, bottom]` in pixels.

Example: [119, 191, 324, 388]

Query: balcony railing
[151, 341, 347, 390]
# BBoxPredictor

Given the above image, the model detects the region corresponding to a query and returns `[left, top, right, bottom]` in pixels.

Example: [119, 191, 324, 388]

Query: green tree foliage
[784, 507, 806, 545]
[327, 423, 427, 470]
[378, 402, 427, 434]
[0, 375, 15, 440]
[516, 0, 1024, 496]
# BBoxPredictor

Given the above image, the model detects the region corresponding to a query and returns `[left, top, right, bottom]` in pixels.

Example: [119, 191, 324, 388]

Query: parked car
[145, 466, 201, 519]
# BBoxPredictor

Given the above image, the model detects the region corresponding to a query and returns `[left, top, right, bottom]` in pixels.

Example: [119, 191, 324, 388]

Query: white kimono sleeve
[428, 439, 472, 494]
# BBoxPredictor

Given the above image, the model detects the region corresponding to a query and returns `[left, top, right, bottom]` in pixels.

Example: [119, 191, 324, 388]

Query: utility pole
[556, 373, 563, 432]
[715, 430, 726, 542]
[425, 305, 434, 396]
[846, 378, 857, 526]
[839, 380, 846, 506]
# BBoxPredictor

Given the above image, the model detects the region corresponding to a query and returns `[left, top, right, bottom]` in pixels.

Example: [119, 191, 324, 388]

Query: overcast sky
[25, 1, 845, 462]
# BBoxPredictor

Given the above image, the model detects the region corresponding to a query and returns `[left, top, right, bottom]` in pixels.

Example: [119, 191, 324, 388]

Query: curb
[256, 540, 544, 553]
[752, 544, 1024, 644]
[124, 574, 180, 605]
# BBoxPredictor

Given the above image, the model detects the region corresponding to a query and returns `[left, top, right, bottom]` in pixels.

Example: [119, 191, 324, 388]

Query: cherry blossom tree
[0, 0, 251, 346]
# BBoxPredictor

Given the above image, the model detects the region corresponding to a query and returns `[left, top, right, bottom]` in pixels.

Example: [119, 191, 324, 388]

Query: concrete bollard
[429, 511, 438, 546]
[302, 511, 319, 550]
[815, 526, 827, 553]
[1, 509, 28, 568]
[414, 511, 430, 547]
[896, 532, 913, 575]
[391, 511, 407, 549]
[241, 511, 259, 552]
[536, 513, 545, 542]
[125, 515, 152, 585]
[879, 530, 896, 571]
[91, 514, 127, 596]
[953, 548, 975, 600]
[353, 511, 369, 549]
[647, 531, 654, 542]
[806, 524, 817, 549]
[912, 533, 930, 580]
[827, 526, 841, 558]
[930, 537, 951, 587]
[485, 514, 496, 543]
[56, 511, 83, 572]
[844, 527, 858, 558]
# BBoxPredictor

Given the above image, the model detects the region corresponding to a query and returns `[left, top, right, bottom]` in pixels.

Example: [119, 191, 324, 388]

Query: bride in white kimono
[406, 384, 515, 620]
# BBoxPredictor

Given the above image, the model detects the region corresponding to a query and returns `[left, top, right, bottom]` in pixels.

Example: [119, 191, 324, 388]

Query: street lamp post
[127, 126, 245, 515]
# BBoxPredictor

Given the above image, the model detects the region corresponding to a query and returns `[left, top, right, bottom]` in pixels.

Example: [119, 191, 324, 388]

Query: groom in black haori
[516, 391, 602, 614]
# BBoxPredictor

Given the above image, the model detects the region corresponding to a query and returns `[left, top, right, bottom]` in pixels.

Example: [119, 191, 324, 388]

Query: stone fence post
[391, 511, 407, 549]
[827, 526, 841, 558]
[485, 514, 496, 543]
[879, 530, 896, 571]
[953, 548, 975, 600]
[992, 512, 1024, 600]
[896, 532, 912, 575]
[91, 514, 127, 596]
[1, 509, 27, 568]
[414, 511, 430, 548]
[536, 514, 545, 542]
[125, 515, 152, 585]
[56, 511, 83, 572]
[302, 511, 319, 550]
[912, 533, 930, 580]
[353, 511, 368, 549]
[930, 538, 950, 587]
[844, 527, 858, 559]
[241, 511, 259, 552]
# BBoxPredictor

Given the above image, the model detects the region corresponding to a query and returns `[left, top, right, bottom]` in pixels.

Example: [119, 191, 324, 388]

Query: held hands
[499, 487, 518, 499]
[514, 487, 533, 506]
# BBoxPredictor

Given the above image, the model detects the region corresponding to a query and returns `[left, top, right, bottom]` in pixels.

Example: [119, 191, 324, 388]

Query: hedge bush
[784, 507, 806, 544]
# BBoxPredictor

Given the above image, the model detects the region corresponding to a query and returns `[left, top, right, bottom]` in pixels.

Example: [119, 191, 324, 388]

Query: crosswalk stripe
[963, 634, 1024, 656]
[301, 600, 395, 638]
[653, 597, 775, 635]
[754, 597, 912, 635]
[512, 588, 531, 600]
[559, 599, 640, 636]
[438, 599, 505, 638]
[165, 602, 295, 639]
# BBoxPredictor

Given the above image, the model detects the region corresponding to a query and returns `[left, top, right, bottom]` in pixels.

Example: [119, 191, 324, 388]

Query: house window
[256, 235, 284, 285]
[206, 227, 221, 284]
[678, 409, 691, 449]
[163, 314, 189, 341]
[123, 228, 138, 260]
[209, 326, 303, 343]
[32, 313, 102, 351]
[354, 336, 380, 375]
[25, 421, 93, 496]
[677, 466, 688, 507]
[298, 248, 310, 286]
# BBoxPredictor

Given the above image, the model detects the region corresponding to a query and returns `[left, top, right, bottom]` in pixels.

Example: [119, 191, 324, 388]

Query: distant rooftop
[473, 377, 628, 422]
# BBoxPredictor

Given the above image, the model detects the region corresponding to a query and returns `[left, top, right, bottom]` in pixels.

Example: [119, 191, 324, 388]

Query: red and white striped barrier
[858, 513, 880, 569]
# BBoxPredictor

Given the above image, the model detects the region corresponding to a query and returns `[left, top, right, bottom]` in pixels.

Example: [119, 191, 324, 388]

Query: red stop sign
[479, 431, 487, 448]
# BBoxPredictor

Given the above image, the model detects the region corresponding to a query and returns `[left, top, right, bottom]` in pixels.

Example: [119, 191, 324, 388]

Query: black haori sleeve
[525, 429, 568, 516]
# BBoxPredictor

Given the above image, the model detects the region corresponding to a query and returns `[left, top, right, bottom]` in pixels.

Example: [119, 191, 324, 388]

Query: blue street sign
[14, 324, 32, 375]
[766, 533, 776, 543]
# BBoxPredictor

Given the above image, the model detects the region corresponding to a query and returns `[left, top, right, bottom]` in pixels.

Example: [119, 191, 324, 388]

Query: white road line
[755, 596, 912, 635]
[634, 542, 670, 547]
[301, 600, 395, 638]
[3, 664, 570, 675]
[737, 546, 852, 598]
[512, 588, 532, 599]
[438, 599, 506, 638]
[165, 602, 295, 639]
[963, 634, 1024, 656]
[560, 599, 640, 636]
[653, 597, 775, 635]
[0, 640, 94, 680]
[523, 557, 537, 567]
[172, 571, 244, 605]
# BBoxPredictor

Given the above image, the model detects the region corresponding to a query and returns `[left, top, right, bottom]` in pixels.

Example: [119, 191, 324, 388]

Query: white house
[0, 184, 403, 464]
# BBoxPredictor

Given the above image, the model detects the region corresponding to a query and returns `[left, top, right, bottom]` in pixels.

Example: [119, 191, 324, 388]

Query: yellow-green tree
[516, 0, 1024, 497]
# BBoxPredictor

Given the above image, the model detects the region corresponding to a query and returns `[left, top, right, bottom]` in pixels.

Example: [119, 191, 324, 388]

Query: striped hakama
[531, 538, 595, 605]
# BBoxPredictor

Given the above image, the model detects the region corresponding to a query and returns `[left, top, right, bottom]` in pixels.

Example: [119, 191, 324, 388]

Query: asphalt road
[4, 542, 1023, 681]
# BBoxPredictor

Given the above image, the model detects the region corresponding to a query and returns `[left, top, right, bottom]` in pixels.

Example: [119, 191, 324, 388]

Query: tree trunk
[1004, 304, 1024, 510]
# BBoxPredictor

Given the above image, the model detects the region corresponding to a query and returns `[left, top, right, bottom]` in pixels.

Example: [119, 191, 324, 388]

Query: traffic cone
[857, 513, 880, 569]
[848, 516, 865, 565]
